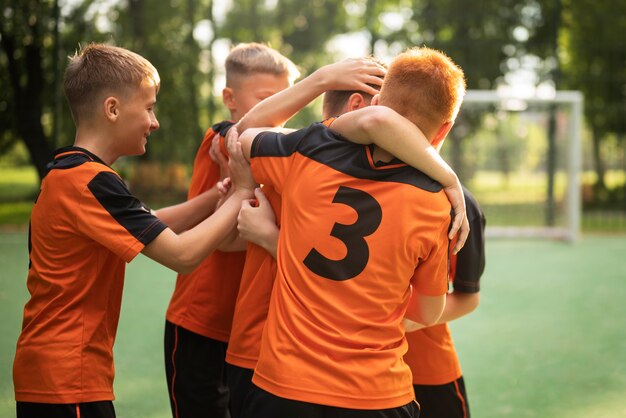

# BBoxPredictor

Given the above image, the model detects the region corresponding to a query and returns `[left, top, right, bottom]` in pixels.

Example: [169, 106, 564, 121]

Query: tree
[559, 0, 626, 193]
[1, 0, 55, 180]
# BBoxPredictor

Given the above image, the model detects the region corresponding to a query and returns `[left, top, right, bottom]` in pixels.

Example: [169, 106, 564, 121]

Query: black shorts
[413, 376, 470, 418]
[226, 363, 254, 418]
[241, 384, 419, 418]
[164, 320, 230, 418]
[16, 401, 115, 418]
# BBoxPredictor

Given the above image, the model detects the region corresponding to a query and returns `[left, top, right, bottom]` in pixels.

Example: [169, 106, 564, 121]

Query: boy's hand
[316, 58, 386, 96]
[211, 135, 230, 180]
[216, 177, 232, 196]
[226, 128, 257, 192]
[444, 180, 469, 254]
[238, 188, 279, 251]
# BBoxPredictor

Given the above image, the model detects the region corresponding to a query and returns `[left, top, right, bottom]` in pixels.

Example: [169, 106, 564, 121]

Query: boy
[404, 187, 486, 418]
[229, 46, 466, 417]
[223, 57, 386, 418]
[163, 42, 299, 418]
[12, 43, 255, 418]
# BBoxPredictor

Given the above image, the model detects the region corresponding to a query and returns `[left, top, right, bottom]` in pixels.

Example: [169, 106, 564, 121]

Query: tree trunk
[1, 8, 53, 182]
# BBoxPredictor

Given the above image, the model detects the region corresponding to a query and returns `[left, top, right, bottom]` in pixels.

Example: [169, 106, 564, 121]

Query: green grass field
[1, 233, 625, 417]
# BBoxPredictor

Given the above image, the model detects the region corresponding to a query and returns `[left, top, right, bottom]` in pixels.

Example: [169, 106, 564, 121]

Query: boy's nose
[151, 116, 160, 131]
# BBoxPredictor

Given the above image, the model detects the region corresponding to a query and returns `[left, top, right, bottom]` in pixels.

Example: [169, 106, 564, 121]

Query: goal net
[442, 90, 584, 242]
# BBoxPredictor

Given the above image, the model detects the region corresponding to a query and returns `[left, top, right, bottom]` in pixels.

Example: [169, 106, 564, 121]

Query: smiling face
[223, 72, 292, 121]
[113, 78, 160, 157]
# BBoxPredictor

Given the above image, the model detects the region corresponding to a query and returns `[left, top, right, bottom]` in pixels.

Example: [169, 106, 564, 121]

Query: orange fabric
[249, 127, 450, 409]
[14, 150, 164, 403]
[404, 237, 460, 385]
[166, 125, 246, 341]
[226, 186, 281, 369]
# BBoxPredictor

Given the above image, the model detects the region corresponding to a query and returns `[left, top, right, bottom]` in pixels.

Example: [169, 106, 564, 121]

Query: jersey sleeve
[77, 171, 168, 262]
[249, 128, 309, 193]
[451, 198, 486, 293]
[410, 216, 451, 296]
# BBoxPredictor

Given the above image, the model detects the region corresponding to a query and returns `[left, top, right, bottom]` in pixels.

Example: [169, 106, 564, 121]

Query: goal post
[444, 89, 584, 242]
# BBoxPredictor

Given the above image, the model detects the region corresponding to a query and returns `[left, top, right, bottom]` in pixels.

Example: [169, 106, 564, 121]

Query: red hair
[379, 47, 465, 137]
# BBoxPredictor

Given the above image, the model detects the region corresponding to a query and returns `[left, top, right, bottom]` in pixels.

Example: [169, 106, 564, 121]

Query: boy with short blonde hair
[13, 43, 255, 418]
[163, 42, 299, 418]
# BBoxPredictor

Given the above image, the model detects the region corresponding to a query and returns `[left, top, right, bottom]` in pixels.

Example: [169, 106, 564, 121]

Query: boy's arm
[236, 58, 385, 133]
[403, 292, 480, 332]
[330, 105, 468, 253]
[403, 286, 446, 327]
[141, 130, 256, 273]
[153, 186, 220, 234]
[237, 188, 279, 259]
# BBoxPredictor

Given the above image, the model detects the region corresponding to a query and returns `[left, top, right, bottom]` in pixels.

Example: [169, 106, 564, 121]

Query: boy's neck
[74, 128, 118, 166]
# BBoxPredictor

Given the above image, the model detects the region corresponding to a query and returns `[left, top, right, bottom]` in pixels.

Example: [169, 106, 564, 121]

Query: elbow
[405, 294, 446, 326]
[418, 309, 444, 327]
[171, 251, 203, 275]
[467, 293, 480, 313]
[359, 107, 394, 138]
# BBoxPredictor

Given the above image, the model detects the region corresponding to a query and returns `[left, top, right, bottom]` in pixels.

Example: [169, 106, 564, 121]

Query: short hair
[225, 42, 300, 87]
[63, 43, 160, 125]
[379, 47, 466, 137]
[322, 56, 387, 117]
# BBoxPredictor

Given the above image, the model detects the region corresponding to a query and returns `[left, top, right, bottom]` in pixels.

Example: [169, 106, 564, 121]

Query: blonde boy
[163, 42, 299, 418]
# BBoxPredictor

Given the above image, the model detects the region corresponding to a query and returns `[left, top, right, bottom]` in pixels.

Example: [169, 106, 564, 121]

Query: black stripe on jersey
[252, 122, 443, 192]
[87, 171, 167, 245]
[212, 120, 236, 137]
[45, 146, 109, 177]
[453, 187, 486, 293]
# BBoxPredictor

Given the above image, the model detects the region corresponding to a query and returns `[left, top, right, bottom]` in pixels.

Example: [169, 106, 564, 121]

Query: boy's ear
[431, 121, 453, 149]
[371, 94, 380, 106]
[104, 96, 120, 122]
[347, 93, 369, 111]
[222, 87, 236, 112]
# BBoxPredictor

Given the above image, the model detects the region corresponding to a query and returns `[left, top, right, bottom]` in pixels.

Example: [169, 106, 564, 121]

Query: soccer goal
[442, 89, 584, 242]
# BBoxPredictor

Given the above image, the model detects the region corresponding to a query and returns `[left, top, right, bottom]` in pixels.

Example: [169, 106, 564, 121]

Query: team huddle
[13, 42, 486, 418]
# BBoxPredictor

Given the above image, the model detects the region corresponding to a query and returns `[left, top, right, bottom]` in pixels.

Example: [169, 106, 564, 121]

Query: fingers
[452, 217, 470, 255]
[254, 187, 269, 206]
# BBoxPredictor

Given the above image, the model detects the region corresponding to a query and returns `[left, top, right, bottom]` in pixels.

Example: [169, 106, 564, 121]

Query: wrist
[232, 187, 254, 199]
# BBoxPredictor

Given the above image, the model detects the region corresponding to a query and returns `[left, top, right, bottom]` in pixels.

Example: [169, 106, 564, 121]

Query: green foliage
[560, 0, 626, 137]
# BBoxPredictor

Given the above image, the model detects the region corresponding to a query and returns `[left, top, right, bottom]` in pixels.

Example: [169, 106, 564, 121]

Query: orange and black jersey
[449, 188, 485, 293]
[249, 122, 451, 410]
[166, 120, 248, 342]
[405, 187, 486, 386]
[14, 146, 166, 403]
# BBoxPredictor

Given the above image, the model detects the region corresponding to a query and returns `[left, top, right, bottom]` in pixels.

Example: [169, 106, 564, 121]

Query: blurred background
[1, 1, 625, 417]
[1, 0, 625, 233]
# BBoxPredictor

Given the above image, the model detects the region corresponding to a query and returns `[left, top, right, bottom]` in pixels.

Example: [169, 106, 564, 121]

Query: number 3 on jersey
[303, 186, 382, 281]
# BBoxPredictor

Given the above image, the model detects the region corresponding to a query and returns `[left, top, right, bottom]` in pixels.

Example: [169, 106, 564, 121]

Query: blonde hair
[63, 43, 160, 125]
[225, 42, 299, 87]
[379, 46, 466, 137]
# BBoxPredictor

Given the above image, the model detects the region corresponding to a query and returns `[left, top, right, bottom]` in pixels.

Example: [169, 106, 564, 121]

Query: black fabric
[164, 320, 230, 418]
[452, 188, 486, 293]
[16, 401, 116, 418]
[212, 120, 236, 137]
[241, 384, 419, 418]
[251, 123, 443, 192]
[413, 376, 470, 418]
[87, 171, 167, 245]
[44, 146, 108, 178]
[226, 363, 254, 418]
